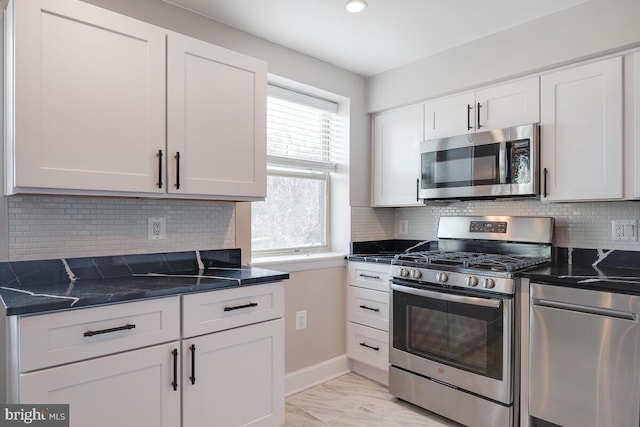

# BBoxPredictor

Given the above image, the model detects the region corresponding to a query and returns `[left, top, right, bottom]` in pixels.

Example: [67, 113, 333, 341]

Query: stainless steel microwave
[419, 123, 539, 200]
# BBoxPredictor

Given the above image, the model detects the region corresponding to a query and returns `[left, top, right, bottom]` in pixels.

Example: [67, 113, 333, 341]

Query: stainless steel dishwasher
[529, 283, 640, 427]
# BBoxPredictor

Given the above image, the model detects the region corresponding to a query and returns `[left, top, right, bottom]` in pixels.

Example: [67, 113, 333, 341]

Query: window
[251, 85, 338, 255]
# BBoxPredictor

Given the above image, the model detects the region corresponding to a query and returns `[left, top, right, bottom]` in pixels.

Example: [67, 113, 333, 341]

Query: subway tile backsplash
[8, 195, 236, 261]
[353, 199, 640, 251]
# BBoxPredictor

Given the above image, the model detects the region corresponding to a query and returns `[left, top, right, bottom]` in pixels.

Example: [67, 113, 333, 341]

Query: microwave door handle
[499, 141, 508, 184]
[391, 283, 502, 308]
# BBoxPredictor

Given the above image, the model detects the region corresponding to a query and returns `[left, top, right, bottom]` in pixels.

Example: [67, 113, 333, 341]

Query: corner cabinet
[372, 104, 424, 207]
[5, 0, 266, 201]
[424, 77, 540, 140]
[540, 57, 623, 201]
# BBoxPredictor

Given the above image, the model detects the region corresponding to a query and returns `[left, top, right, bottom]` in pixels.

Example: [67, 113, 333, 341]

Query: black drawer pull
[359, 274, 381, 280]
[84, 323, 136, 337]
[171, 348, 178, 391]
[359, 305, 380, 312]
[189, 344, 196, 385]
[224, 302, 258, 312]
[359, 342, 380, 351]
[467, 104, 472, 130]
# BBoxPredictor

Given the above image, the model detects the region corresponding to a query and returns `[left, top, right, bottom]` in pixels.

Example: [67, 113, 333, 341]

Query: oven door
[390, 280, 513, 404]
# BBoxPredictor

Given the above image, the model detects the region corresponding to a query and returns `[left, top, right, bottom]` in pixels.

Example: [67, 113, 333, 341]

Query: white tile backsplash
[353, 199, 640, 250]
[8, 195, 236, 261]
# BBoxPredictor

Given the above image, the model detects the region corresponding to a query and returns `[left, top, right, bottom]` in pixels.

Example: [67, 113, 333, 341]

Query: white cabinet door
[425, 92, 475, 140]
[10, 0, 166, 194]
[372, 104, 424, 206]
[20, 342, 181, 427]
[182, 318, 284, 427]
[476, 77, 539, 131]
[540, 57, 623, 201]
[167, 32, 267, 200]
[626, 52, 640, 199]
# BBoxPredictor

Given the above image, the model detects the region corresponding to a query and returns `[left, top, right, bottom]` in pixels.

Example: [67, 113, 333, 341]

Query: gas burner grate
[393, 251, 550, 272]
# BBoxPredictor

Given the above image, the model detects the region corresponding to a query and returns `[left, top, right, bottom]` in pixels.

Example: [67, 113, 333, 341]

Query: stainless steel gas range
[389, 216, 554, 427]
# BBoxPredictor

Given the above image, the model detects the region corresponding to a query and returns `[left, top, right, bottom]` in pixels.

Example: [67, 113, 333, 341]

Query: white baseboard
[285, 354, 350, 396]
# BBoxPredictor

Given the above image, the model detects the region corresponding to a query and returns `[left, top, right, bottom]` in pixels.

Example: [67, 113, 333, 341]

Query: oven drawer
[347, 262, 390, 292]
[347, 286, 389, 331]
[347, 322, 389, 371]
[19, 296, 181, 372]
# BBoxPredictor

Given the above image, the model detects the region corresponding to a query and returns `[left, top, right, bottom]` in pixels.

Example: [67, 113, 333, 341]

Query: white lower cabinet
[182, 319, 284, 427]
[10, 284, 285, 427]
[20, 341, 181, 427]
[346, 261, 391, 384]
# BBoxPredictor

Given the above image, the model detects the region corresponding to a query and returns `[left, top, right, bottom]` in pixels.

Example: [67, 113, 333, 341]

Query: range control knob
[465, 276, 479, 287]
[400, 268, 410, 277]
[435, 272, 448, 283]
[482, 277, 496, 289]
[411, 269, 423, 279]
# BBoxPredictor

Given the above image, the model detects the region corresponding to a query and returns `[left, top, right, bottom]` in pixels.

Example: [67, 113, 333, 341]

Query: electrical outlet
[295, 310, 307, 330]
[612, 220, 637, 241]
[399, 220, 409, 235]
[148, 217, 166, 240]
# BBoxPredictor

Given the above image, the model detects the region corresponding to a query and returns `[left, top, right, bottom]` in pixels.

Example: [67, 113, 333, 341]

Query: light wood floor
[284, 372, 463, 426]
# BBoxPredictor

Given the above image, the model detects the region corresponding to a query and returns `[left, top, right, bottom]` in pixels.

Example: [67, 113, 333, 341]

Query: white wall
[367, 0, 640, 112]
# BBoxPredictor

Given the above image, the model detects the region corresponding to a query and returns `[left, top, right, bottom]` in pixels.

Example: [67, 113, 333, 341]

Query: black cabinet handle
[467, 104, 472, 131]
[189, 344, 196, 385]
[224, 302, 258, 312]
[359, 274, 380, 280]
[171, 348, 178, 391]
[543, 168, 548, 197]
[477, 102, 482, 129]
[359, 342, 380, 351]
[157, 149, 163, 188]
[359, 305, 380, 312]
[174, 152, 181, 189]
[416, 178, 420, 201]
[84, 323, 136, 337]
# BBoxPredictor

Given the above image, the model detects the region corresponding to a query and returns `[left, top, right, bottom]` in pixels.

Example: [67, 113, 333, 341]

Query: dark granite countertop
[0, 249, 289, 316]
[346, 239, 434, 264]
[523, 247, 640, 295]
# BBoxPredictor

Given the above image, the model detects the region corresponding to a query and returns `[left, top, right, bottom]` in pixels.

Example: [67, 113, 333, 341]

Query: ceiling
[163, 0, 589, 77]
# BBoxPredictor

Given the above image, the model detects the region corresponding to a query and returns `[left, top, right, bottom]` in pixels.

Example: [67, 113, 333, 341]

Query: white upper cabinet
[9, 0, 166, 194]
[372, 104, 424, 207]
[167, 33, 267, 199]
[624, 52, 640, 199]
[540, 57, 623, 201]
[6, 0, 267, 201]
[424, 92, 475, 140]
[424, 77, 540, 140]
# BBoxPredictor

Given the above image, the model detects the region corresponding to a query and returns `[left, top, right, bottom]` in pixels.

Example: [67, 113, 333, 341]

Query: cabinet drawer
[347, 262, 391, 292]
[347, 286, 389, 331]
[19, 297, 181, 372]
[182, 282, 284, 338]
[347, 322, 389, 372]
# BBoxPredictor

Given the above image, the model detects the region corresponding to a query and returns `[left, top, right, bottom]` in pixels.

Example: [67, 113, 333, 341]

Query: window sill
[250, 252, 347, 273]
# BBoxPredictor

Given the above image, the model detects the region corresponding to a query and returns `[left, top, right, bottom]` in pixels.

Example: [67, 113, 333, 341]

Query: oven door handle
[391, 283, 503, 308]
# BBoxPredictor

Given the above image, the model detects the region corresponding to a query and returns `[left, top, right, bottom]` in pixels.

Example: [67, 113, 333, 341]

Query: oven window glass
[421, 143, 501, 189]
[393, 287, 504, 380]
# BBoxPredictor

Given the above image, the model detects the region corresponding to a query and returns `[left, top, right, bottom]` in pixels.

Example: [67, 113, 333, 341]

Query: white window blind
[266, 85, 338, 172]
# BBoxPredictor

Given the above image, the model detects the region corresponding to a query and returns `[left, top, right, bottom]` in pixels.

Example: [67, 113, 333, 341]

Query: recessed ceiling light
[345, 0, 367, 13]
